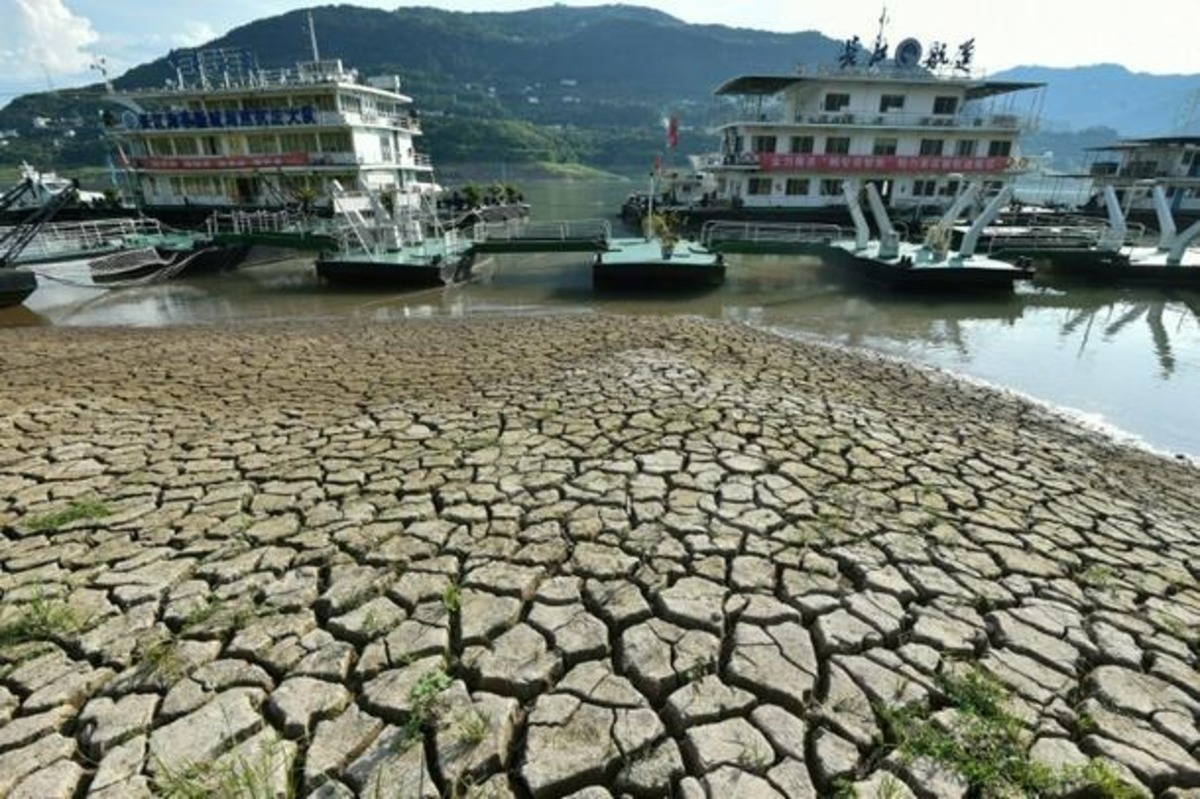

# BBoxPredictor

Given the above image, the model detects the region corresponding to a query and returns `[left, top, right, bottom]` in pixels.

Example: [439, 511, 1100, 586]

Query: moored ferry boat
[1077, 136, 1200, 230]
[659, 26, 1044, 234]
[100, 21, 439, 228]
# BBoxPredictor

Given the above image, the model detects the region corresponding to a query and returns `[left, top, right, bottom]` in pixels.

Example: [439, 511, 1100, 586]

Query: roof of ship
[1084, 136, 1200, 151]
[714, 70, 1043, 100]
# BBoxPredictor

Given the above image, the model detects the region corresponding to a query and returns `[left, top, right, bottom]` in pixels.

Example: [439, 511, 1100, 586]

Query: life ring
[1007, 156, 1029, 171]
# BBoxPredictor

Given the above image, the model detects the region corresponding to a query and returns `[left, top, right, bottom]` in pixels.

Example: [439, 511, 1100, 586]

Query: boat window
[879, 94, 905, 112]
[747, 177, 773, 196]
[823, 93, 850, 112]
[320, 131, 352, 153]
[790, 135, 814, 154]
[819, 179, 842, 196]
[785, 178, 810, 196]
[173, 137, 199, 156]
[919, 139, 944, 156]
[933, 96, 958, 115]
[280, 133, 312, 153]
[872, 138, 897, 156]
[913, 179, 938, 197]
[825, 136, 851, 155]
[987, 140, 1013, 157]
[751, 135, 777, 154]
[955, 140, 977, 157]
[247, 135, 277, 154]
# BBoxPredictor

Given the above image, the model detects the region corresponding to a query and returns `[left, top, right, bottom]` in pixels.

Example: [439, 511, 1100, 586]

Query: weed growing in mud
[878, 667, 1147, 798]
[28, 499, 111, 531]
[0, 592, 84, 646]
[399, 667, 453, 749]
[153, 746, 296, 799]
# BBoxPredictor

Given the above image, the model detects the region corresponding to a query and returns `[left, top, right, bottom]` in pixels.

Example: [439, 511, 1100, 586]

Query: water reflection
[6, 249, 1200, 457]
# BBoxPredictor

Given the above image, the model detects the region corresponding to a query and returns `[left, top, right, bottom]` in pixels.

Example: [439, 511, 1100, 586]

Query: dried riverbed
[0, 314, 1198, 797]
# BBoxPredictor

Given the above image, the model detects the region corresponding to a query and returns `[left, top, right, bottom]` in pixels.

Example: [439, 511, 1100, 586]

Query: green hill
[1, 4, 1195, 175]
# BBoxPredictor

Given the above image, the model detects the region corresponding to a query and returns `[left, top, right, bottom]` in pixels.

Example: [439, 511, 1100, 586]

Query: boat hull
[0, 269, 37, 308]
[88, 241, 252, 284]
[592, 238, 725, 290]
[315, 257, 448, 288]
[1031, 248, 1200, 286]
[825, 247, 1033, 292]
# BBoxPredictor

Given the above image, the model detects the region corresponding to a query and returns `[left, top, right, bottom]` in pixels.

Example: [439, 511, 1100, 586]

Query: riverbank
[1, 313, 1197, 797]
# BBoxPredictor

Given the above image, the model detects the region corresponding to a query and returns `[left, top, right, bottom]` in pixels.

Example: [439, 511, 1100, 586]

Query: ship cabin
[102, 47, 437, 219]
[1083, 136, 1200, 225]
[708, 43, 1043, 223]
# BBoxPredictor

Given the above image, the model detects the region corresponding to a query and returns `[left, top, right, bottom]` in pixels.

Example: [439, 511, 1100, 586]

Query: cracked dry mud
[0, 314, 1198, 798]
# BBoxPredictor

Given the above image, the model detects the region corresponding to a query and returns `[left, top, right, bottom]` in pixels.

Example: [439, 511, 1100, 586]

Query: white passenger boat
[100, 13, 439, 226]
[657, 22, 1045, 233]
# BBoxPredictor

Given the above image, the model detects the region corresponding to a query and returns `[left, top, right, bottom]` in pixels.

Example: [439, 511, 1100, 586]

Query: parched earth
[0, 314, 1197, 799]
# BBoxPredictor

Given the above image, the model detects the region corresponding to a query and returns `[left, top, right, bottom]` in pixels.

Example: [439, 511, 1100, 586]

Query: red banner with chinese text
[756, 153, 1009, 173]
[132, 152, 311, 170]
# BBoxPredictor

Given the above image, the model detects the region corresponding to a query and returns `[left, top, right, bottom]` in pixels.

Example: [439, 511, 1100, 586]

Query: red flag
[667, 115, 679, 149]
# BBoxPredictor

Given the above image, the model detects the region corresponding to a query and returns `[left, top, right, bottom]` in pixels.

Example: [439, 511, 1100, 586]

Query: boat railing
[472, 218, 611, 244]
[722, 108, 1028, 130]
[700, 220, 848, 247]
[977, 215, 1148, 254]
[4, 217, 164, 262]
[205, 209, 311, 237]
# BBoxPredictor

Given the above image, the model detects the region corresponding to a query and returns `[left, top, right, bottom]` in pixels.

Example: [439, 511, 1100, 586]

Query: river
[3, 178, 1199, 461]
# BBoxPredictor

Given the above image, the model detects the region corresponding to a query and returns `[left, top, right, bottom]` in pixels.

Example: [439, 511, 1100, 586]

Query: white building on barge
[696, 33, 1045, 228]
[102, 43, 437, 221]
[1080, 136, 1200, 229]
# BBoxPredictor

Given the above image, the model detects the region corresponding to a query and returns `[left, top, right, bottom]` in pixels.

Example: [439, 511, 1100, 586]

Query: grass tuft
[28, 500, 111, 531]
[878, 667, 1148, 798]
[0, 592, 83, 646]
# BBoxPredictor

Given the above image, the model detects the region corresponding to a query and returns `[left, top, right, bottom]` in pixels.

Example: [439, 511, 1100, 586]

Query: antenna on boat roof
[307, 10, 321, 62]
[867, 5, 889, 66]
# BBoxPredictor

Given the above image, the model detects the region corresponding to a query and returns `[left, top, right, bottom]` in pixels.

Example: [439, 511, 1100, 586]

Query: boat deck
[701, 220, 846, 255]
[826, 240, 1035, 292]
[593, 237, 726, 289]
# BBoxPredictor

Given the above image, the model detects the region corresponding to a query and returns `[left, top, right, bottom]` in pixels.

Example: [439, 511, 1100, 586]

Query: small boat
[1076, 136, 1200, 231]
[990, 184, 1200, 287]
[824, 179, 1034, 292]
[592, 236, 725, 290]
[88, 233, 251, 285]
[315, 181, 473, 288]
[0, 269, 37, 308]
[0, 162, 106, 223]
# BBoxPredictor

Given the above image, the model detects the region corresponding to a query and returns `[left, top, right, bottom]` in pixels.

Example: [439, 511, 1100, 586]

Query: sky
[1, 0, 1196, 106]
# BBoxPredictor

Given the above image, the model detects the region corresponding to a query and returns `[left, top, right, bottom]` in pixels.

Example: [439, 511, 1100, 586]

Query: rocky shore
[0, 313, 1197, 798]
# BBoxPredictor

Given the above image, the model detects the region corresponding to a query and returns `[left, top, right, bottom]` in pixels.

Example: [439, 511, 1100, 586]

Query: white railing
[472, 218, 611, 243]
[700, 220, 847, 247]
[5, 217, 164, 262]
[205, 209, 317, 236]
[724, 109, 1027, 130]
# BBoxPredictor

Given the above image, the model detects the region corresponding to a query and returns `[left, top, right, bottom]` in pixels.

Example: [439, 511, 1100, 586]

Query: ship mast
[308, 11, 321, 62]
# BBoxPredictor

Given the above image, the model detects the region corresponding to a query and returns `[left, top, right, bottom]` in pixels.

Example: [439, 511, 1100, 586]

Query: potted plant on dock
[648, 211, 680, 259]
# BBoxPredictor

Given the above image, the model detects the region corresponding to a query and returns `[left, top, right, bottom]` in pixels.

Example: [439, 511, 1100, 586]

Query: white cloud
[175, 20, 218, 49]
[0, 0, 99, 80]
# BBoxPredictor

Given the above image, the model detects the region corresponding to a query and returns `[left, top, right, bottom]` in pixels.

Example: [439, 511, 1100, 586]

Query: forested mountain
[0, 4, 1195, 175]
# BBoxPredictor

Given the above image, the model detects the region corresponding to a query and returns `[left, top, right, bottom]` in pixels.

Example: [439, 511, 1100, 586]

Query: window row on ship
[725, 134, 1013, 158]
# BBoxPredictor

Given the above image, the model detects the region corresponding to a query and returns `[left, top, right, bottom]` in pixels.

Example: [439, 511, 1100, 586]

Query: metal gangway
[469, 217, 612, 253]
[699, 219, 850, 254]
[206, 208, 337, 251]
[0, 187, 83, 267]
[0, 217, 163, 265]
